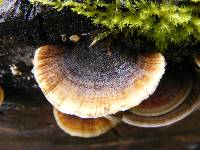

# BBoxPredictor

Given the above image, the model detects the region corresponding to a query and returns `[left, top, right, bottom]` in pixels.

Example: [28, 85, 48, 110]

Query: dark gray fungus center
[61, 41, 143, 93]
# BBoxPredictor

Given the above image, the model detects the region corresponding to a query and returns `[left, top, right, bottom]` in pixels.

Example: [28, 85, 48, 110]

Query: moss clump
[30, 0, 200, 52]
[0, 0, 3, 6]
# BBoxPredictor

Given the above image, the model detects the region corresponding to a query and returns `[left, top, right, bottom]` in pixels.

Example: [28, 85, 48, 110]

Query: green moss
[0, 0, 3, 7]
[30, 0, 200, 52]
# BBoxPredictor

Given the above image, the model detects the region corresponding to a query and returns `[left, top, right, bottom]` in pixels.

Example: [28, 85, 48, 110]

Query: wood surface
[0, 89, 200, 150]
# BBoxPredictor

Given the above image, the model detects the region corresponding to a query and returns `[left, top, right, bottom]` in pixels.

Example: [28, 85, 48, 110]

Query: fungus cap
[53, 107, 121, 138]
[122, 71, 200, 127]
[34, 43, 165, 118]
[129, 71, 192, 117]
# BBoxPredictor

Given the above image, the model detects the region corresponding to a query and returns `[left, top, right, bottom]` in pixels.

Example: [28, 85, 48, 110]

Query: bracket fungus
[34, 41, 165, 118]
[0, 86, 4, 106]
[122, 71, 200, 127]
[129, 71, 192, 117]
[53, 107, 121, 138]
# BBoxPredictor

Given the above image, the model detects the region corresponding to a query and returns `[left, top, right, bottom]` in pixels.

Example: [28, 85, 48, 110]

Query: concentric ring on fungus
[129, 70, 192, 117]
[34, 42, 165, 118]
[0, 86, 4, 106]
[53, 107, 121, 138]
[122, 71, 200, 127]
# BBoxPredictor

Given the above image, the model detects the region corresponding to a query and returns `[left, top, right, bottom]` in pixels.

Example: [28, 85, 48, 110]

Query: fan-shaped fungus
[122, 71, 200, 127]
[53, 107, 121, 138]
[34, 41, 165, 118]
[129, 71, 192, 117]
